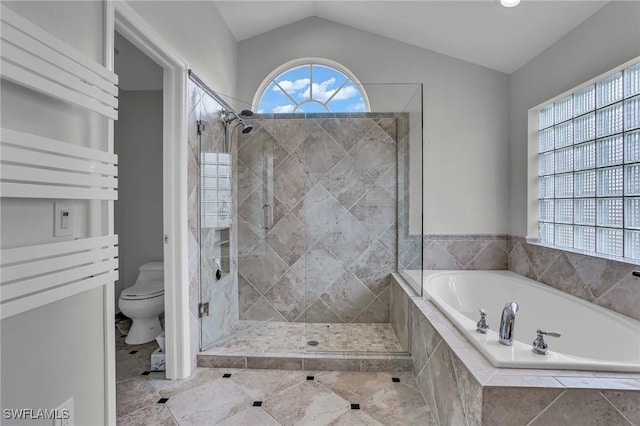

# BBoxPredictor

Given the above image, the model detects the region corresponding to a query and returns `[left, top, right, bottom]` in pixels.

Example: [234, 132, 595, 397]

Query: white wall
[509, 1, 640, 236]
[114, 90, 164, 305]
[0, 1, 106, 424]
[237, 17, 510, 234]
[128, 0, 238, 105]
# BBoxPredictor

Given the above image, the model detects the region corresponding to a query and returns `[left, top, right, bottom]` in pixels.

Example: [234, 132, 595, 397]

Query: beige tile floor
[205, 321, 404, 354]
[116, 320, 435, 425]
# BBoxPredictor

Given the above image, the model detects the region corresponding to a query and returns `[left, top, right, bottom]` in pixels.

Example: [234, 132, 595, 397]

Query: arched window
[254, 58, 370, 114]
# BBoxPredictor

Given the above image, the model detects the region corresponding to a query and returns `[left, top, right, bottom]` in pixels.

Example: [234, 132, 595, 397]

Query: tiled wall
[187, 80, 239, 364]
[236, 114, 402, 323]
[421, 235, 509, 270]
[509, 237, 639, 321]
[413, 233, 638, 321]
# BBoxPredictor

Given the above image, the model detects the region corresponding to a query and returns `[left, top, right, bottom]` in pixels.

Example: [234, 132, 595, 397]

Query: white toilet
[118, 262, 164, 345]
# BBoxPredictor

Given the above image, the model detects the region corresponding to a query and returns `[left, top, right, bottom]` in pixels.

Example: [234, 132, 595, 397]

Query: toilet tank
[136, 262, 164, 283]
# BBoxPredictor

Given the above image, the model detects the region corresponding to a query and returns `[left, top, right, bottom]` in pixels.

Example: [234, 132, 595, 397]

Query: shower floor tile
[202, 321, 404, 355]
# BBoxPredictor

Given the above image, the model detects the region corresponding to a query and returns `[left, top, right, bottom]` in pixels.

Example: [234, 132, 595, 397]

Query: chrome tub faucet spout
[499, 301, 519, 346]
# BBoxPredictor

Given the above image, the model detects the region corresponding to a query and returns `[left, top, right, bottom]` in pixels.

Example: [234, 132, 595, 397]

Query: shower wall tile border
[390, 274, 640, 426]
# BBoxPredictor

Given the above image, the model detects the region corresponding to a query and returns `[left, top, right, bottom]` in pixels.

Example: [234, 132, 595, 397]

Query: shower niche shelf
[210, 227, 230, 280]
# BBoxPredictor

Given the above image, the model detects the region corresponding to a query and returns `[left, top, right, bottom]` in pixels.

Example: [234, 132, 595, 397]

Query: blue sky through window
[257, 63, 367, 113]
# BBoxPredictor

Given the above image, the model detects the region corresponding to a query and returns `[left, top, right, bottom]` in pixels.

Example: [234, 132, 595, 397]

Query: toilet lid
[121, 279, 164, 299]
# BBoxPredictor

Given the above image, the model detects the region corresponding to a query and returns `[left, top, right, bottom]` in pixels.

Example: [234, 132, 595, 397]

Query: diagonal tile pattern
[237, 116, 403, 323]
[117, 347, 434, 426]
[508, 237, 640, 321]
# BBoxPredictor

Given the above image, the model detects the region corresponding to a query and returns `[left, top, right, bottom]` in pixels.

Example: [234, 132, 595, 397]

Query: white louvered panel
[1, 246, 118, 283]
[1, 271, 119, 320]
[0, 183, 117, 200]
[2, 164, 117, 188]
[0, 128, 118, 200]
[0, 5, 118, 119]
[0, 146, 117, 176]
[2, 258, 119, 301]
[0, 61, 118, 119]
[0, 235, 118, 264]
[1, 128, 116, 164]
[0, 236, 119, 319]
[1, 40, 117, 106]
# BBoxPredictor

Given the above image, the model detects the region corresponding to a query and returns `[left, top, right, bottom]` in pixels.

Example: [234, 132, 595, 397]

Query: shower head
[221, 108, 253, 135]
[241, 123, 253, 134]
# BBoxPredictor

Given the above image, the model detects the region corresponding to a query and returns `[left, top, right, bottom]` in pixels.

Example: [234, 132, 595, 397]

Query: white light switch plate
[54, 202, 73, 237]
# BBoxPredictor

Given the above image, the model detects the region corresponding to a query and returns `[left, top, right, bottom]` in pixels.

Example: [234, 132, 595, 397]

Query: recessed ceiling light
[501, 0, 521, 7]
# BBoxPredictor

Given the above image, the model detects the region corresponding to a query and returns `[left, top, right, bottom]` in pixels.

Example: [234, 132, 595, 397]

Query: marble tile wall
[413, 235, 509, 271]
[187, 80, 240, 363]
[508, 236, 640, 321]
[236, 115, 402, 323]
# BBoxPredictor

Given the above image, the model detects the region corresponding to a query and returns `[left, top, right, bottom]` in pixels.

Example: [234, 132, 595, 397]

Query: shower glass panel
[190, 75, 240, 351]
[235, 83, 423, 355]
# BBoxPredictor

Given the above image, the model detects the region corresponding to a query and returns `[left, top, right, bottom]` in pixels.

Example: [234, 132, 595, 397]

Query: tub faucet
[498, 302, 519, 346]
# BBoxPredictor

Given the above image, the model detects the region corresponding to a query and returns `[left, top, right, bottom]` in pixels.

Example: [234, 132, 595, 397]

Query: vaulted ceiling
[214, 0, 608, 74]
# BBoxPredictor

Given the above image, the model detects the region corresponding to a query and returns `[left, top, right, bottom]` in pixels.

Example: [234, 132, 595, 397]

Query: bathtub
[404, 270, 640, 372]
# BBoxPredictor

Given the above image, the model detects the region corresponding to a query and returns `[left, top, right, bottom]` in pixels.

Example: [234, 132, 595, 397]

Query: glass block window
[255, 60, 369, 113]
[538, 61, 640, 261]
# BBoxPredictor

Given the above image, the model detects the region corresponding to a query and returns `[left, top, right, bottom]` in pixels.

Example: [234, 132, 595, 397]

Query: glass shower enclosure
[192, 76, 423, 357]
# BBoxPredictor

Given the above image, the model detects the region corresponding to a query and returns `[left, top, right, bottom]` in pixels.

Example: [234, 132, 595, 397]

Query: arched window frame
[253, 57, 371, 113]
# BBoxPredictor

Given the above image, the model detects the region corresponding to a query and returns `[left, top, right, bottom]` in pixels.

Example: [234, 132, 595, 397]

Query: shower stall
[191, 75, 424, 368]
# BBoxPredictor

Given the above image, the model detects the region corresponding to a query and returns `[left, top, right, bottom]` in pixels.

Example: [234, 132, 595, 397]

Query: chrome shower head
[241, 123, 253, 134]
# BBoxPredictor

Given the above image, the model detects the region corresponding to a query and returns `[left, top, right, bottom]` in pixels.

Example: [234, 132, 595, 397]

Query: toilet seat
[120, 279, 164, 300]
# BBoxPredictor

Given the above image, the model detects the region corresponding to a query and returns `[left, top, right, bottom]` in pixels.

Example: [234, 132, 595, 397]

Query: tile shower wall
[237, 115, 402, 323]
[509, 237, 640, 321]
[187, 80, 239, 364]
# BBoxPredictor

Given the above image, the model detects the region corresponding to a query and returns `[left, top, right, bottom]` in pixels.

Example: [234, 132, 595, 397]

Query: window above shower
[254, 58, 370, 114]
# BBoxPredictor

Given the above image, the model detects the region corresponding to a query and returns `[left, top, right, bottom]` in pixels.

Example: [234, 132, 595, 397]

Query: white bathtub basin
[405, 270, 640, 372]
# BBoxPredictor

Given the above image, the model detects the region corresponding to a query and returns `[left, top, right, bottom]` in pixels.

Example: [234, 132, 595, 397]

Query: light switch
[54, 202, 74, 237]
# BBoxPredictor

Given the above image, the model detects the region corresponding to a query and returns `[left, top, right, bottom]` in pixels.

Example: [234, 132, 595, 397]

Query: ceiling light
[500, 0, 520, 7]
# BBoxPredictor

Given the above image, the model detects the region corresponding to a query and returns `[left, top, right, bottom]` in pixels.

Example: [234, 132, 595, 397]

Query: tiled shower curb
[391, 273, 640, 426]
[197, 351, 413, 372]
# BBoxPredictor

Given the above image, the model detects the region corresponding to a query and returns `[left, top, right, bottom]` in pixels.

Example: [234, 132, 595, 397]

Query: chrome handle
[532, 329, 561, 355]
[262, 204, 273, 230]
[537, 329, 561, 338]
[476, 309, 489, 334]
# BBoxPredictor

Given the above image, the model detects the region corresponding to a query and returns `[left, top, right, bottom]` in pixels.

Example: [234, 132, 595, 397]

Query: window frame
[253, 57, 371, 114]
[527, 55, 640, 264]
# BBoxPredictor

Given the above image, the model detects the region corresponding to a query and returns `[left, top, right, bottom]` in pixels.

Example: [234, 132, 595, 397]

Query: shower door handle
[263, 204, 273, 230]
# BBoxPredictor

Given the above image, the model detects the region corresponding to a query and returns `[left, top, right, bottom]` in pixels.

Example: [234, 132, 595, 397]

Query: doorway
[113, 29, 165, 386]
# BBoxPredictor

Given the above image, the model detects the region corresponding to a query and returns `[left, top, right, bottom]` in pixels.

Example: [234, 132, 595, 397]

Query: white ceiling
[214, 0, 609, 74]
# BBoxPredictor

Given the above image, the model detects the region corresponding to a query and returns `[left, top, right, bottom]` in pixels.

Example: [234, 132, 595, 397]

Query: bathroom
[0, 1, 639, 425]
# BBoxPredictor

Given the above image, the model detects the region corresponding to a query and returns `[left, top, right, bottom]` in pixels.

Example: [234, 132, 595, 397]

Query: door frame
[104, 1, 190, 423]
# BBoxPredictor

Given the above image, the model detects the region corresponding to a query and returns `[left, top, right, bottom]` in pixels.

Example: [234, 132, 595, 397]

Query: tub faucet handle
[476, 309, 490, 334]
[532, 329, 561, 355]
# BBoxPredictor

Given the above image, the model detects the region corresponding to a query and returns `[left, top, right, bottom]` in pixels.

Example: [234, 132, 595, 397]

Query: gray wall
[114, 90, 164, 306]
[509, 1, 640, 236]
[237, 17, 511, 235]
